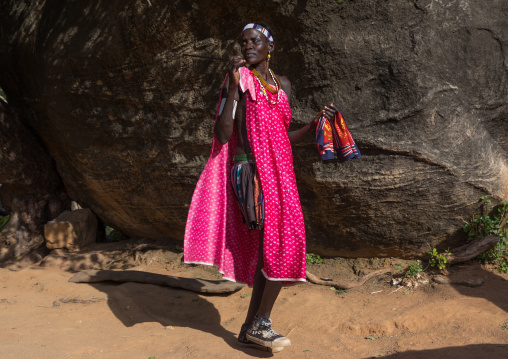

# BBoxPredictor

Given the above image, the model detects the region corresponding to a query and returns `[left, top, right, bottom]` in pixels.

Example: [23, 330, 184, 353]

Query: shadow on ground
[88, 280, 274, 358]
[372, 343, 508, 358]
[447, 263, 508, 314]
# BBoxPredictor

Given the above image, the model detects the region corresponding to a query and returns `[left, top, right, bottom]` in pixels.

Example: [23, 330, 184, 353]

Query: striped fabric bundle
[230, 160, 265, 230]
[315, 111, 361, 162]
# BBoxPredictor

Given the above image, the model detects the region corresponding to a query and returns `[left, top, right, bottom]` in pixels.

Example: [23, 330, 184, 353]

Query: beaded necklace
[250, 67, 281, 107]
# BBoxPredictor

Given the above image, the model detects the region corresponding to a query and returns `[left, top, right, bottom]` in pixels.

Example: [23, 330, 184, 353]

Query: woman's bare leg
[256, 278, 283, 319]
[244, 231, 266, 325]
[243, 229, 290, 348]
[244, 229, 283, 324]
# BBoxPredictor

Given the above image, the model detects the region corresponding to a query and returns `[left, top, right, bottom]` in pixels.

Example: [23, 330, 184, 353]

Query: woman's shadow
[88, 278, 275, 358]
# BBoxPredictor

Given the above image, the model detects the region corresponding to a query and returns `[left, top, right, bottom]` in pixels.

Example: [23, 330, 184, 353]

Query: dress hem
[183, 260, 306, 284]
[261, 268, 307, 283]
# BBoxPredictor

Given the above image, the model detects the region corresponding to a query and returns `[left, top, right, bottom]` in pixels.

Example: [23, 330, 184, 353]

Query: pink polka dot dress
[184, 67, 306, 286]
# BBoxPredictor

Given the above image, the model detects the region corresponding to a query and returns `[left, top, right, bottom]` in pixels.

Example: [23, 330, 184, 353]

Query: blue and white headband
[242, 23, 274, 42]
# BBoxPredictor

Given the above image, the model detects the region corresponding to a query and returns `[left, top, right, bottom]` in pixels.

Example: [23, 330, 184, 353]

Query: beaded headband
[242, 23, 274, 42]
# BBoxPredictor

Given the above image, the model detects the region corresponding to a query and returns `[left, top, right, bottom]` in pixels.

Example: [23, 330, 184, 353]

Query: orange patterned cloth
[316, 111, 361, 162]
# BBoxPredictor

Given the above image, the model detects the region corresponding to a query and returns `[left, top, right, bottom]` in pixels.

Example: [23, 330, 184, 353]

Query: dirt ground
[1, 239, 508, 359]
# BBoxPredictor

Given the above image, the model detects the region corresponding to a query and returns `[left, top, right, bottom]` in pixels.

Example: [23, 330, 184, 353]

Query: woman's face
[241, 29, 273, 65]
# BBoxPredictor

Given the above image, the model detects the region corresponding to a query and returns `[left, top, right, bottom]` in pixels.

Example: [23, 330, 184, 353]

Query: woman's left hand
[322, 103, 339, 120]
[312, 103, 339, 126]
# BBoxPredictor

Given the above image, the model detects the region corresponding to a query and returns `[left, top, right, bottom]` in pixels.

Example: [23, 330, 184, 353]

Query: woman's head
[241, 23, 275, 65]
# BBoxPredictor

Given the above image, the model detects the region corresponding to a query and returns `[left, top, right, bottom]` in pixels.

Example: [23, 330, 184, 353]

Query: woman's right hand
[228, 56, 246, 86]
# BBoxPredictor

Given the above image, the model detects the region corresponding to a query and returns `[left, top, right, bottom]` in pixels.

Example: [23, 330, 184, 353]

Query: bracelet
[218, 98, 238, 117]
[232, 100, 238, 117]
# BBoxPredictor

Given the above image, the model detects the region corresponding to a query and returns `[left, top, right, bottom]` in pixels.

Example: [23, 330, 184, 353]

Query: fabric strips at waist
[230, 161, 264, 230]
[233, 153, 256, 163]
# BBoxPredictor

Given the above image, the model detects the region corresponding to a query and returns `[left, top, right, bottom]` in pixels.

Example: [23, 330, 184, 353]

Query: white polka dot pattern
[184, 69, 306, 286]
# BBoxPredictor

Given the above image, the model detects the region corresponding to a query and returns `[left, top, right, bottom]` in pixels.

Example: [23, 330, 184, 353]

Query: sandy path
[1, 260, 508, 359]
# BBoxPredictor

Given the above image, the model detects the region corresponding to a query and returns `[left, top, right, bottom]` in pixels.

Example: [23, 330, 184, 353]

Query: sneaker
[238, 323, 284, 353]
[246, 316, 291, 348]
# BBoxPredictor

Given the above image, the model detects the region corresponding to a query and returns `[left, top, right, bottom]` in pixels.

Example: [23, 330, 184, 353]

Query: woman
[184, 23, 338, 352]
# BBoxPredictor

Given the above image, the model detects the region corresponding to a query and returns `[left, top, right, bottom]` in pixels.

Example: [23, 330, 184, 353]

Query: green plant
[330, 287, 346, 294]
[463, 196, 508, 273]
[0, 214, 10, 233]
[405, 260, 423, 278]
[104, 224, 126, 242]
[499, 261, 508, 273]
[0, 87, 7, 103]
[428, 248, 452, 271]
[306, 253, 324, 264]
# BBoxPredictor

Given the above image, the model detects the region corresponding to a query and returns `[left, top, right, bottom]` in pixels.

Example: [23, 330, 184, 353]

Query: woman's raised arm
[214, 56, 245, 144]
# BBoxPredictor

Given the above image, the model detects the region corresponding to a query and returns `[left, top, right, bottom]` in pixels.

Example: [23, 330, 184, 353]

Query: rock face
[0, 101, 69, 262]
[0, 0, 507, 258]
[44, 209, 98, 251]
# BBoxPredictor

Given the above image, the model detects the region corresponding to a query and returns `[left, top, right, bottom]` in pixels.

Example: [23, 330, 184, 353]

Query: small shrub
[0, 214, 10, 232]
[405, 260, 423, 278]
[428, 248, 452, 271]
[330, 287, 346, 294]
[463, 196, 508, 273]
[306, 253, 324, 264]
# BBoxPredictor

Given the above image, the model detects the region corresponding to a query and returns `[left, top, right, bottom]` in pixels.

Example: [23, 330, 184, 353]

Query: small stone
[70, 201, 82, 211]
[44, 209, 97, 251]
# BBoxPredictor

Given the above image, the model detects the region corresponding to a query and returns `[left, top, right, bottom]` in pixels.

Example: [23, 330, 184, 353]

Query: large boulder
[0, 101, 69, 262]
[0, 0, 507, 257]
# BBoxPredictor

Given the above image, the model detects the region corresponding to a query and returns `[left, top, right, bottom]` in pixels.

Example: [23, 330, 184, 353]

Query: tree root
[69, 269, 244, 294]
[446, 235, 498, 264]
[306, 268, 392, 290]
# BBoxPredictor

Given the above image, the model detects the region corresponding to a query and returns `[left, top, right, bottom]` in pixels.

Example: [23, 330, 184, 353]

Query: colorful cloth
[184, 67, 307, 286]
[315, 111, 361, 162]
[230, 156, 265, 230]
[242, 23, 274, 42]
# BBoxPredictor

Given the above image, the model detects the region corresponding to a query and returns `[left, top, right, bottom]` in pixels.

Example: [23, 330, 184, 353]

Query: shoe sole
[246, 334, 291, 348]
[239, 342, 284, 353]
